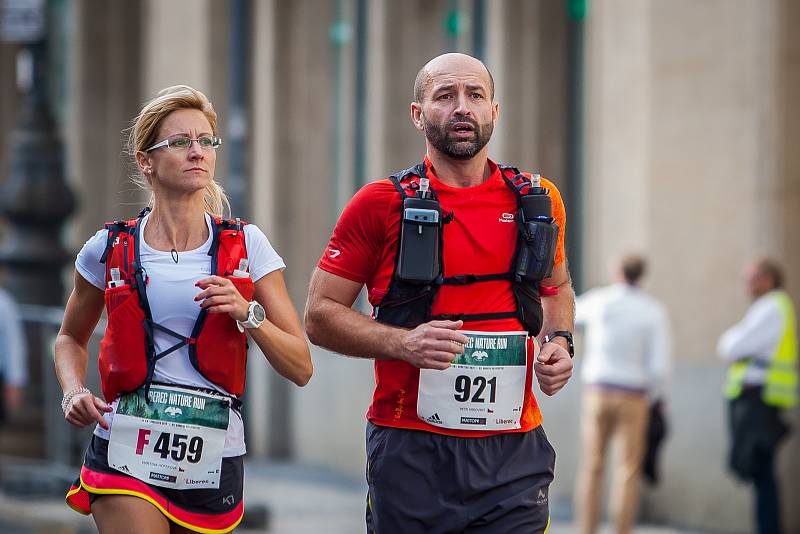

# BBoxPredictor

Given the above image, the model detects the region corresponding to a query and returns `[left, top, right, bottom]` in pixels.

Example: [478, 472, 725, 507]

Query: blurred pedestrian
[0, 284, 27, 424]
[55, 85, 312, 534]
[575, 255, 672, 534]
[718, 258, 797, 534]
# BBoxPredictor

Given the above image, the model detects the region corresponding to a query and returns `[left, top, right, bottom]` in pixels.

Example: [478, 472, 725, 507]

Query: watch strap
[544, 330, 574, 358]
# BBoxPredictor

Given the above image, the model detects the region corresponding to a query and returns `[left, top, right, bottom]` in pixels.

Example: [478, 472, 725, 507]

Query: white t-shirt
[575, 283, 672, 397]
[717, 290, 787, 386]
[76, 212, 285, 457]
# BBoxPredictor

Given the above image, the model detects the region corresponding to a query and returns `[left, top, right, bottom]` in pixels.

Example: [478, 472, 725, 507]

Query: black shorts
[65, 435, 244, 533]
[365, 422, 556, 534]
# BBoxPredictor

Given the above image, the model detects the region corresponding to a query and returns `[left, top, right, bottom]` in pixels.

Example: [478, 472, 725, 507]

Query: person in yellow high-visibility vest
[718, 258, 797, 534]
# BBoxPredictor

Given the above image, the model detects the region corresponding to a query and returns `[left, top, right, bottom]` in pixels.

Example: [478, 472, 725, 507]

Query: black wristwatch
[544, 331, 574, 358]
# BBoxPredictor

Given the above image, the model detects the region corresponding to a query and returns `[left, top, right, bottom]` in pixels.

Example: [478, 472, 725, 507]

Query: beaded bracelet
[61, 386, 92, 415]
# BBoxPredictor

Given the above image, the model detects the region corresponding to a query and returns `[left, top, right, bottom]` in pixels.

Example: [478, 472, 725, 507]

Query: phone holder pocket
[514, 220, 559, 282]
[397, 197, 441, 283]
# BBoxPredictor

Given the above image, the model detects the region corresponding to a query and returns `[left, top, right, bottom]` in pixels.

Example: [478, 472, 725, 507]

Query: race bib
[107, 384, 230, 489]
[417, 331, 530, 431]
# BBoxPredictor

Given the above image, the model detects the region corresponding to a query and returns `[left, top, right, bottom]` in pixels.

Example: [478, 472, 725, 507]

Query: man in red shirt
[305, 53, 574, 533]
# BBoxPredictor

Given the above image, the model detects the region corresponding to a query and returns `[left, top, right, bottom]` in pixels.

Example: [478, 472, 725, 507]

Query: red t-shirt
[318, 157, 567, 437]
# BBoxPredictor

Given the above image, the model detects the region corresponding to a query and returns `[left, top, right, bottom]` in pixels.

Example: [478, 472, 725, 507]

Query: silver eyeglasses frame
[145, 135, 223, 152]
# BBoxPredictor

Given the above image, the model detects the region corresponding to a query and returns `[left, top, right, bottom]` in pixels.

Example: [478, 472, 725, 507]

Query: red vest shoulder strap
[211, 217, 249, 276]
[100, 220, 137, 283]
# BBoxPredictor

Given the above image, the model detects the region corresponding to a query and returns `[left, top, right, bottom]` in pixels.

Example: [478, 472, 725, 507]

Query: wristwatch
[544, 331, 574, 358]
[237, 301, 266, 332]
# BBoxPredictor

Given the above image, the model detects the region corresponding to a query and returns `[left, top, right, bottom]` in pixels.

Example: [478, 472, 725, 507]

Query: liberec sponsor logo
[185, 478, 211, 486]
[495, 418, 515, 425]
[460, 417, 487, 425]
[149, 472, 177, 483]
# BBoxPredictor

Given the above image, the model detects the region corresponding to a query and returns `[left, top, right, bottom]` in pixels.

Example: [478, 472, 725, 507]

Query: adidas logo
[425, 413, 443, 425]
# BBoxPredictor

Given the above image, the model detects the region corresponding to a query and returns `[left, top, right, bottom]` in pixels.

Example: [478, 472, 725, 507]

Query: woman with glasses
[55, 85, 312, 533]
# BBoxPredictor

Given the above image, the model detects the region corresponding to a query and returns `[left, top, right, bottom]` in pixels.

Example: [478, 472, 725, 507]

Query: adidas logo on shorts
[425, 413, 443, 425]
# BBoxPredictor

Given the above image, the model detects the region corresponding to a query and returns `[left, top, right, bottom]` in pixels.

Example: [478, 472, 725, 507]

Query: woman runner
[55, 85, 312, 533]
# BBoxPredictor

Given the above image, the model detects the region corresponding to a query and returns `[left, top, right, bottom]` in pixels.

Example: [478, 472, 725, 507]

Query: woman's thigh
[92, 494, 170, 534]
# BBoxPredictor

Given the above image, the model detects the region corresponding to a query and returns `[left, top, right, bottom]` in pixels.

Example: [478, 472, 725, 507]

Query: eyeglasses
[145, 135, 223, 152]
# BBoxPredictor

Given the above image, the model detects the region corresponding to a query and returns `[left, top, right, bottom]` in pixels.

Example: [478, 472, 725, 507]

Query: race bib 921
[417, 331, 530, 431]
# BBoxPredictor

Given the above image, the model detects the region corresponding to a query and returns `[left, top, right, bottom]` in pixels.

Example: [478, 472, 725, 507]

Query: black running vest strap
[373, 163, 548, 336]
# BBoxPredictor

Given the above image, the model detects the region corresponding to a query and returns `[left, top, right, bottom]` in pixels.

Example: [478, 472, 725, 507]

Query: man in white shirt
[574, 255, 671, 534]
[718, 258, 797, 534]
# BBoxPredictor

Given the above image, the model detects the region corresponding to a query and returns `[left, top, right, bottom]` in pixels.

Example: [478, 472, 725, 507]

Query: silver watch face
[252, 302, 266, 322]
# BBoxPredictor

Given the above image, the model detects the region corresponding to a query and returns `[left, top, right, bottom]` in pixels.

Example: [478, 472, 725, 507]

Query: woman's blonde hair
[128, 85, 230, 217]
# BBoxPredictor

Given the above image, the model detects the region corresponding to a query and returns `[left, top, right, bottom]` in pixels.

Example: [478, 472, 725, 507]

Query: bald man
[718, 259, 798, 534]
[306, 53, 574, 533]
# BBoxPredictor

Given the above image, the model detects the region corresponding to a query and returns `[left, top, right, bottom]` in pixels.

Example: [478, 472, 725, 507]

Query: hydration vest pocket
[194, 276, 254, 397]
[228, 275, 256, 301]
[99, 285, 148, 401]
[514, 220, 559, 282]
[511, 281, 544, 336]
[374, 283, 435, 328]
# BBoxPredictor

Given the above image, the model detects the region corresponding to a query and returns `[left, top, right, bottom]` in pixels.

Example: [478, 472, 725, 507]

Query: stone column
[582, 0, 800, 531]
[67, 0, 144, 245]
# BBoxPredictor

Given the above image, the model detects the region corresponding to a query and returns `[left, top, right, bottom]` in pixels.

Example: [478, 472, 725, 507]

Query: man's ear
[410, 102, 425, 131]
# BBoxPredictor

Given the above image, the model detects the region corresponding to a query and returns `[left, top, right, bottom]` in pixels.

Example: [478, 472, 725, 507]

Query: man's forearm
[306, 298, 406, 361]
[538, 280, 576, 346]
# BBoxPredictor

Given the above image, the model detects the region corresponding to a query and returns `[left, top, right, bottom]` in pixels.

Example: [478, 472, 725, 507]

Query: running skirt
[66, 435, 244, 533]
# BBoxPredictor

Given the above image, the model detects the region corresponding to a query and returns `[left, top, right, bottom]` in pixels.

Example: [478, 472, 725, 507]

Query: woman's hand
[64, 391, 112, 430]
[195, 276, 250, 321]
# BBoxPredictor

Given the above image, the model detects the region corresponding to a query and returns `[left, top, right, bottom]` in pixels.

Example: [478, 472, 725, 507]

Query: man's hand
[398, 320, 470, 370]
[535, 341, 573, 396]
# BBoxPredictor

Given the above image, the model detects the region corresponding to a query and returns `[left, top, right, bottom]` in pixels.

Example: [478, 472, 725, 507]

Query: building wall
[583, 0, 800, 530]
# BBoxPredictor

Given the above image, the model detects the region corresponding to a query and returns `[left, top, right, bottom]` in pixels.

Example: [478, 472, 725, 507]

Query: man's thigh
[365, 423, 555, 534]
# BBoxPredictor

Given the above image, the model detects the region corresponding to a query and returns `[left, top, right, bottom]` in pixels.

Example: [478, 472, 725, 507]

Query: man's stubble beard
[422, 115, 494, 160]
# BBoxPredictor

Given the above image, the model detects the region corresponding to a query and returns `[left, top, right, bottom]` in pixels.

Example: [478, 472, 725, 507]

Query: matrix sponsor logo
[460, 417, 486, 425]
[149, 472, 177, 483]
